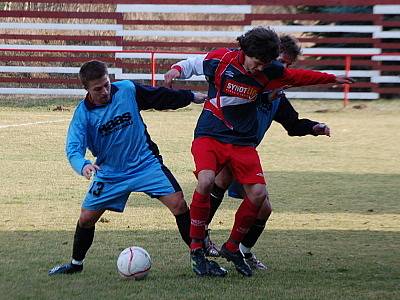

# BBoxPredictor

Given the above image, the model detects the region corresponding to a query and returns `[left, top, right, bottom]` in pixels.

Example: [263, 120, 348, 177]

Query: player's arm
[164, 49, 223, 87]
[267, 68, 354, 90]
[164, 55, 206, 87]
[273, 94, 329, 136]
[65, 109, 96, 178]
[134, 83, 207, 110]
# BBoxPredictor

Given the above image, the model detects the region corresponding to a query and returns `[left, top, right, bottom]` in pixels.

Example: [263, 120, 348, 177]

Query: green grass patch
[0, 230, 398, 300]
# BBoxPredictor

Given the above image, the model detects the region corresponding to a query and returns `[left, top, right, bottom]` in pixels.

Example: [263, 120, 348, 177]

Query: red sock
[189, 191, 210, 250]
[226, 197, 259, 252]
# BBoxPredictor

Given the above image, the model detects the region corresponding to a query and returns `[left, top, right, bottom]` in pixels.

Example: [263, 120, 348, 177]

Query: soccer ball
[117, 246, 152, 280]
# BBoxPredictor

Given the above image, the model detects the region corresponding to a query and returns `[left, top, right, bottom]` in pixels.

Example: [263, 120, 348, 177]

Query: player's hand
[192, 92, 208, 104]
[164, 68, 181, 88]
[82, 164, 100, 180]
[313, 123, 331, 137]
[335, 76, 355, 84]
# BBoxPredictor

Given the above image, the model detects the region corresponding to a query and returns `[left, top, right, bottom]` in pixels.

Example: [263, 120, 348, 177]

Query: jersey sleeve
[267, 68, 337, 90]
[65, 106, 92, 175]
[134, 82, 194, 110]
[172, 48, 233, 83]
[273, 95, 319, 136]
[172, 55, 206, 78]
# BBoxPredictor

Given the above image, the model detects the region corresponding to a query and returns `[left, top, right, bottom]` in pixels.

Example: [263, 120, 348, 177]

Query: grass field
[0, 99, 399, 300]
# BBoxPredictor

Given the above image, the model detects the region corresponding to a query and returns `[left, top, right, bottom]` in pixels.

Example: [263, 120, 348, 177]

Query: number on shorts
[89, 182, 105, 197]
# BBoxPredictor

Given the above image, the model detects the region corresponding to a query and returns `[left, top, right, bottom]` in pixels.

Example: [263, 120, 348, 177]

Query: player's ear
[83, 83, 89, 91]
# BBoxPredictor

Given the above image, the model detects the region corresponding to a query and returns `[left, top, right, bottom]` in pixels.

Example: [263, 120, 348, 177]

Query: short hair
[79, 60, 108, 88]
[237, 26, 280, 63]
[279, 34, 302, 61]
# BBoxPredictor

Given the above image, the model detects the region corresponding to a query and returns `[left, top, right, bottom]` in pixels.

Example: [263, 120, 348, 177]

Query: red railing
[1, 48, 398, 105]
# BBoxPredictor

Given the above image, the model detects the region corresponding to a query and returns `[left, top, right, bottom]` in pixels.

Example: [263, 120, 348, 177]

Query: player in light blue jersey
[48, 60, 227, 276]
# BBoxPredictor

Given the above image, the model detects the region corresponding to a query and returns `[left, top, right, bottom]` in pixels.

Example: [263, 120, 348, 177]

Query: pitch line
[0, 119, 69, 129]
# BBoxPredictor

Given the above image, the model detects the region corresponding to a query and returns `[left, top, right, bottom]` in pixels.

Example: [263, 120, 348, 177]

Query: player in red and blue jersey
[48, 60, 228, 277]
[203, 35, 334, 271]
[165, 27, 353, 277]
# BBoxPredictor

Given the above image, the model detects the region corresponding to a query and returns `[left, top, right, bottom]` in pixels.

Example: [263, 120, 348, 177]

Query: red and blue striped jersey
[173, 48, 336, 146]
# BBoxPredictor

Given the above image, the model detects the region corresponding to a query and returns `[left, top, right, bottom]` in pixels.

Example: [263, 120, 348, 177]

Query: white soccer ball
[117, 246, 152, 280]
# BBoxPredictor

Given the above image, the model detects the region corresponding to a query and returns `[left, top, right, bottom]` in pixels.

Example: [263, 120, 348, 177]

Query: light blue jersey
[66, 80, 194, 211]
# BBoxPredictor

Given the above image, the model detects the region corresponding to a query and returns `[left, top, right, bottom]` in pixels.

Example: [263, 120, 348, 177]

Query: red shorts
[191, 137, 266, 185]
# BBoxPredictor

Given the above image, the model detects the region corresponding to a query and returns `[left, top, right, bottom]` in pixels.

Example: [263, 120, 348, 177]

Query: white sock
[71, 259, 83, 266]
[239, 243, 251, 255]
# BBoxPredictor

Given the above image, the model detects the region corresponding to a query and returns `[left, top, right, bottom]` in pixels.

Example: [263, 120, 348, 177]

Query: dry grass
[0, 99, 399, 300]
[1, 99, 399, 233]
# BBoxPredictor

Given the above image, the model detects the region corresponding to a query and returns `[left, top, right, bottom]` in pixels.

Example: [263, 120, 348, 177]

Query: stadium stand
[0, 0, 399, 100]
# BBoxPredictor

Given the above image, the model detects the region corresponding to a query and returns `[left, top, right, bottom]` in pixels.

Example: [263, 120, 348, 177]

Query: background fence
[0, 0, 399, 99]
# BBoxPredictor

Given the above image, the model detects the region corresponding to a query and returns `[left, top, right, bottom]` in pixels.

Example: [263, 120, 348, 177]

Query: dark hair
[279, 34, 302, 61]
[79, 60, 108, 88]
[237, 26, 280, 63]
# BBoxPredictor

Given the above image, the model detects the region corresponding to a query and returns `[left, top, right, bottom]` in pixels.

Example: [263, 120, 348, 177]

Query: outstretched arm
[267, 68, 354, 90]
[164, 55, 206, 87]
[134, 82, 207, 110]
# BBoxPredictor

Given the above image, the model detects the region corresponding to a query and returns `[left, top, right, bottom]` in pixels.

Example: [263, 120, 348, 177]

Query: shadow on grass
[0, 229, 399, 300]
[176, 171, 400, 214]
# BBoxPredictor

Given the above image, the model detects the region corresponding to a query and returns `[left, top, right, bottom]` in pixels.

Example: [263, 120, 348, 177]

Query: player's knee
[78, 216, 96, 228]
[249, 189, 267, 206]
[197, 172, 215, 194]
[264, 193, 272, 212]
[160, 192, 188, 215]
[258, 197, 272, 219]
[79, 210, 101, 228]
[171, 197, 189, 215]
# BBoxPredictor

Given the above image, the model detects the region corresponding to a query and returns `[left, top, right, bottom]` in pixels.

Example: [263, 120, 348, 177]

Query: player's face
[86, 75, 111, 105]
[243, 56, 270, 74]
[278, 52, 296, 68]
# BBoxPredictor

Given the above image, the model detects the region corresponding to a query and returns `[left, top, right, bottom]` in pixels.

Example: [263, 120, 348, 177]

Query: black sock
[72, 222, 95, 262]
[241, 218, 267, 249]
[207, 184, 226, 225]
[175, 209, 191, 246]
